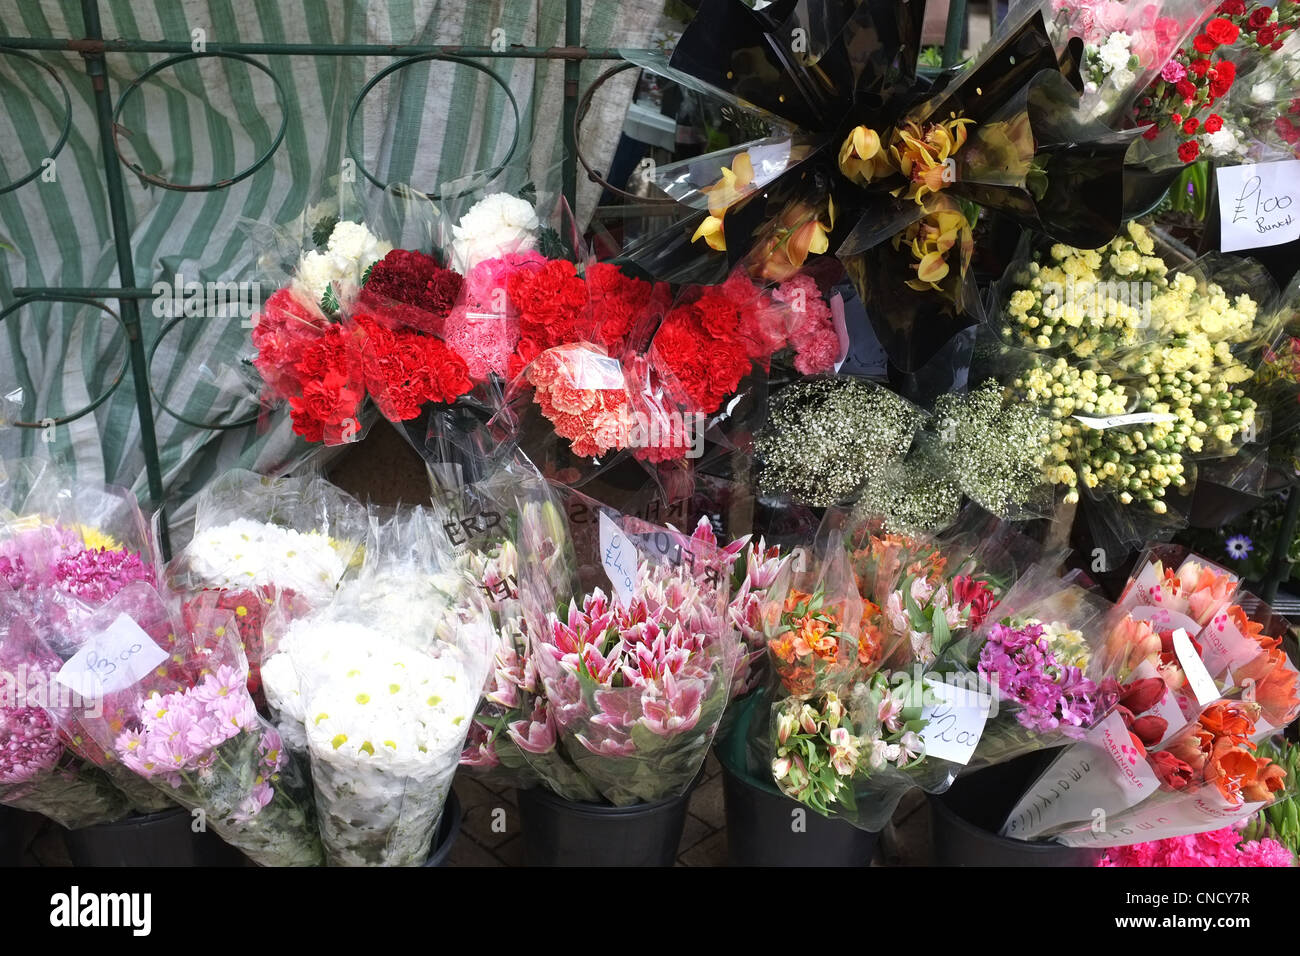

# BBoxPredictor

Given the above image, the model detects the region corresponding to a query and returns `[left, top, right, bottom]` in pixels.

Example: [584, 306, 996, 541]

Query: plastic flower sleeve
[1007, 0, 1214, 125]
[65, 583, 323, 864]
[515, 506, 740, 806]
[0, 591, 133, 828]
[950, 563, 1118, 769]
[261, 503, 495, 865]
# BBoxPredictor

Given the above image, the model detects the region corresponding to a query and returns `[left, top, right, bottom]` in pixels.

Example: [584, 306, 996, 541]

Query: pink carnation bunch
[1099, 826, 1295, 866]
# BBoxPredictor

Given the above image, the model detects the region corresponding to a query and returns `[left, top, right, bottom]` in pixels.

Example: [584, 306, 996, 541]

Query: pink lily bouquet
[514, 510, 742, 806]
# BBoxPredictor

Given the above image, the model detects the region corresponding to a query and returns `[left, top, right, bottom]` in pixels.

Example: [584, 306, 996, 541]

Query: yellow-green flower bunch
[1000, 221, 1169, 356]
[998, 221, 1261, 513]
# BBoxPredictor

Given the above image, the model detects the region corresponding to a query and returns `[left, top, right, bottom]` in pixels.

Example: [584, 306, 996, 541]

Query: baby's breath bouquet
[987, 221, 1265, 516]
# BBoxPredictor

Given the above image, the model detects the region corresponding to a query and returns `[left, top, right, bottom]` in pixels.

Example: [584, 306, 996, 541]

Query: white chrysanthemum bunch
[184, 516, 352, 604]
[263, 621, 480, 866]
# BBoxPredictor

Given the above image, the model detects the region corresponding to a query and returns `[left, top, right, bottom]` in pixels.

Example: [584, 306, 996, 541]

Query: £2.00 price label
[55, 613, 168, 696]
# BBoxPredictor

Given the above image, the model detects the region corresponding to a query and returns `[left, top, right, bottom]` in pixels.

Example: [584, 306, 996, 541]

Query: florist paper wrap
[261, 504, 494, 865]
[998, 547, 1299, 847]
[515, 509, 742, 806]
[67, 584, 322, 865]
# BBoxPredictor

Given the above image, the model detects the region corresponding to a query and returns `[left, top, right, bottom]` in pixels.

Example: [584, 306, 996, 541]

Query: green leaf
[311, 215, 338, 250]
[931, 607, 951, 654]
[320, 284, 339, 315]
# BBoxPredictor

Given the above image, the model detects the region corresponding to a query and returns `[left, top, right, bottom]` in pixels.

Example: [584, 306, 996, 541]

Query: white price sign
[598, 512, 636, 609]
[1217, 160, 1300, 252]
[919, 680, 992, 765]
[55, 613, 168, 696]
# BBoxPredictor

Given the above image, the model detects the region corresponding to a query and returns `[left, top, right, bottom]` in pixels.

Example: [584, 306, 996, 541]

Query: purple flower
[1161, 60, 1187, 83]
[1224, 535, 1253, 560]
[978, 620, 1101, 735]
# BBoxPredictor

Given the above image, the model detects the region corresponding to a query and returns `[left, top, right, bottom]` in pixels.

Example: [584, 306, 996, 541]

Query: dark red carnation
[1248, 6, 1273, 28]
[1183, 117, 1200, 134]
[1190, 58, 1212, 77]
[1178, 139, 1201, 162]
[1176, 78, 1198, 100]
[1216, 0, 1247, 14]
[1257, 23, 1279, 43]
[1204, 113, 1224, 133]
[1209, 60, 1236, 97]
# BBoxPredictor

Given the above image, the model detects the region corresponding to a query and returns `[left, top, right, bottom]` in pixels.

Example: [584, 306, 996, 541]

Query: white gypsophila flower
[450, 192, 540, 273]
[184, 517, 351, 604]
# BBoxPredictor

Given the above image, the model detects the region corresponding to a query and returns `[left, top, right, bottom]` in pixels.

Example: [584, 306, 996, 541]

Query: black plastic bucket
[718, 693, 879, 866]
[0, 806, 28, 866]
[422, 792, 463, 867]
[930, 752, 1102, 867]
[64, 807, 249, 867]
[517, 782, 695, 867]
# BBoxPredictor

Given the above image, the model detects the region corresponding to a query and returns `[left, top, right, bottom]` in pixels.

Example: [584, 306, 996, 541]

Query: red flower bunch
[252, 288, 366, 444]
[650, 293, 753, 414]
[353, 314, 472, 421]
[357, 248, 464, 335]
[1211, 0, 1297, 51]
[584, 262, 673, 356]
[507, 258, 591, 377]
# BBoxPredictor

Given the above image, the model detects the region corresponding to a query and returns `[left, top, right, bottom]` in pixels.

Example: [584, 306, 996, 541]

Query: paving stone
[445, 833, 506, 867]
[677, 812, 715, 854]
[678, 830, 728, 867]
[687, 773, 726, 829]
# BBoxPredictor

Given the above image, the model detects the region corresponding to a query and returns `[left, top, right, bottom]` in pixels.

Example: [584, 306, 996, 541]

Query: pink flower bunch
[116, 665, 261, 785]
[50, 548, 153, 604]
[445, 251, 548, 381]
[532, 557, 733, 805]
[1099, 826, 1294, 866]
[772, 274, 840, 375]
[0, 702, 62, 785]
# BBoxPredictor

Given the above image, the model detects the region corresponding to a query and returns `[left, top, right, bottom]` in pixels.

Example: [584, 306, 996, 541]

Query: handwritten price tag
[55, 613, 168, 696]
[1217, 160, 1300, 252]
[919, 680, 992, 765]
[598, 512, 636, 609]
[1073, 412, 1178, 430]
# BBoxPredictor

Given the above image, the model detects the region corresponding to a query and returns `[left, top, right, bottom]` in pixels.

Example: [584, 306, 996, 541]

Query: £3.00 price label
[55, 613, 168, 696]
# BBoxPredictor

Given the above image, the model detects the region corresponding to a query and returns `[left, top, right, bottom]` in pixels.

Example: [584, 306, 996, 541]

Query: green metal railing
[0, 0, 971, 559]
